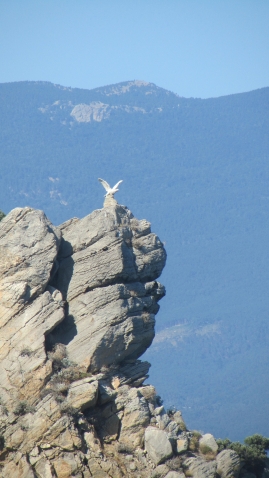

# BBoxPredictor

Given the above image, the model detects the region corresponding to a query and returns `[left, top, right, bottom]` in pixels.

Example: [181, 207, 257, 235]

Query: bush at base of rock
[217, 435, 269, 477]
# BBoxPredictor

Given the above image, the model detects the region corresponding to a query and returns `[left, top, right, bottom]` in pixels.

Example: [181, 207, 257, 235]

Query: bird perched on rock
[98, 178, 123, 197]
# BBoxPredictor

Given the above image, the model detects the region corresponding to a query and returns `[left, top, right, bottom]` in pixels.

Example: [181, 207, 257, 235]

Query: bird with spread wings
[98, 178, 123, 197]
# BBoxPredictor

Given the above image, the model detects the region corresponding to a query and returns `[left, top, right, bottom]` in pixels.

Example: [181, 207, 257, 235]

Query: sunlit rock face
[48, 202, 166, 372]
[0, 208, 63, 406]
[0, 204, 246, 478]
[0, 202, 166, 408]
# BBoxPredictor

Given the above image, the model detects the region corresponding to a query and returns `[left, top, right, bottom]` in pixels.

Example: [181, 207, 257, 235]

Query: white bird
[98, 178, 123, 197]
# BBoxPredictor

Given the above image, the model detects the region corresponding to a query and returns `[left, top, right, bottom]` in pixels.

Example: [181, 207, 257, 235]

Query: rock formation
[0, 201, 246, 477]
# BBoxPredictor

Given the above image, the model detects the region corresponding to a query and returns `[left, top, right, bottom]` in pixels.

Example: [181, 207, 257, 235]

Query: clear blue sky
[1, 0, 269, 98]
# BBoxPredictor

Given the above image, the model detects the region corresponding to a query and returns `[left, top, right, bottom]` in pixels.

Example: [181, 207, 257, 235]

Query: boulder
[156, 412, 171, 430]
[118, 360, 151, 387]
[145, 426, 173, 465]
[41, 416, 81, 450]
[0, 456, 36, 478]
[52, 454, 80, 478]
[66, 378, 98, 411]
[172, 411, 186, 430]
[216, 450, 241, 478]
[119, 387, 150, 448]
[199, 433, 218, 455]
[84, 426, 102, 455]
[138, 384, 156, 401]
[183, 456, 217, 478]
[34, 458, 54, 478]
[165, 472, 185, 478]
[151, 464, 170, 477]
[176, 435, 188, 454]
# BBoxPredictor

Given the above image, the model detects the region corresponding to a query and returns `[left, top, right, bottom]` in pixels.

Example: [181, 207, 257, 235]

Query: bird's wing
[113, 180, 123, 189]
[98, 178, 111, 191]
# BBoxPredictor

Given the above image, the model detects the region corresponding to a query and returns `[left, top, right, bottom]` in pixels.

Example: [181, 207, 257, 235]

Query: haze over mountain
[0, 80, 268, 441]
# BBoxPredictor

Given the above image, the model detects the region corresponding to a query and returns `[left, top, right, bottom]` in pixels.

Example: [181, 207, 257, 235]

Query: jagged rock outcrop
[48, 201, 166, 372]
[0, 207, 63, 406]
[0, 202, 244, 477]
[216, 450, 241, 478]
[183, 456, 217, 478]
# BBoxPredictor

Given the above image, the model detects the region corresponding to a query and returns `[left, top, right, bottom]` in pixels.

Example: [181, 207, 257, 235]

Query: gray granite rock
[183, 456, 217, 478]
[0, 207, 61, 325]
[199, 433, 218, 455]
[0, 208, 63, 408]
[49, 203, 166, 371]
[119, 387, 150, 448]
[34, 457, 54, 478]
[176, 434, 188, 454]
[0, 203, 223, 478]
[164, 472, 185, 478]
[145, 426, 173, 465]
[0, 288, 65, 407]
[216, 450, 241, 478]
[67, 378, 98, 411]
[151, 464, 170, 477]
[172, 411, 186, 431]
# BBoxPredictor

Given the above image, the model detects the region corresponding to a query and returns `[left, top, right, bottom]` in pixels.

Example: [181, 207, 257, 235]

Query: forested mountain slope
[0, 80, 268, 440]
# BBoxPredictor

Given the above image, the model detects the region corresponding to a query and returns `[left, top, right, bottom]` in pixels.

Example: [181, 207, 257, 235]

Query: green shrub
[60, 403, 78, 417]
[0, 405, 8, 416]
[216, 434, 269, 477]
[20, 347, 33, 357]
[200, 444, 214, 455]
[189, 431, 202, 452]
[117, 442, 134, 454]
[20, 425, 29, 432]
[14, 401, 35, 416]
[155, 395, 164, 406]
[217, 438, 232, 451]
[166, 456, 183, 470]
[39, 388, 65, 403]
[48, 344, 76, 372]
[244, 434, 269, 451]
[199, 443, 217, 461]
[0, 210, 5, 222]
[56, 366, 91, 383]
[167, 406, 177, 417]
